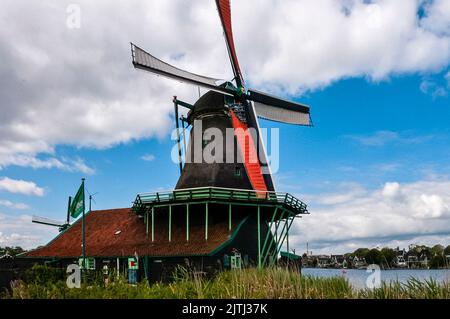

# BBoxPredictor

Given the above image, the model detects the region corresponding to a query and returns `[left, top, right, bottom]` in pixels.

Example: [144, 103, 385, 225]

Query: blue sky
[1, 0, 450, 254]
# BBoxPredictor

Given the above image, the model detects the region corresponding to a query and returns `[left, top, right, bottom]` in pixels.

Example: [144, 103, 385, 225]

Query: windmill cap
[188, 90, 229, 122]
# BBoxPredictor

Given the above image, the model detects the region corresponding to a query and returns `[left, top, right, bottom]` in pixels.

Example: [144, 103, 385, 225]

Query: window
[79, 257, 95, 270]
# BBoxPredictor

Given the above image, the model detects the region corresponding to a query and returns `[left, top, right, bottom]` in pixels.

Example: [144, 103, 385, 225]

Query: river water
[302, 268, 450, 290]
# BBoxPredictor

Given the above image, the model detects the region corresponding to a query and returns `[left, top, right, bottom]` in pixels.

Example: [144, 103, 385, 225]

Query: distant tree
[366, 248, 384, 265]
[445, 245, 450, 256]
[419, 246, 432, 260]
[381, 247, 396, 267]
[429, 255, 446, 269]
[407, 245, 429, 257]
[0, 246, 26, 256]
[431, 244, 444, 257]
[339, 244, 449, 266]
[353, 248, 370, 259]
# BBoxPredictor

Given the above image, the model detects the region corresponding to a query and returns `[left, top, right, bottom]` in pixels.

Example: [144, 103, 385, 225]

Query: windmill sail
[247, 89, 311, 126]
[32, 215, 65, 227]
[215, 0, 276, 191]
[216, 0, 244, 86]
[252, 101, 311, 125]
[131, 44, 234, 96]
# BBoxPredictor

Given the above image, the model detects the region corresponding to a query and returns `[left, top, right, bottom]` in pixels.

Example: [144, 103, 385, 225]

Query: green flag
[69, 182, 84, 218]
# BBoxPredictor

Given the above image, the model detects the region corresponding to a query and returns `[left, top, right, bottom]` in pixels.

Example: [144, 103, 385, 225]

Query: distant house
[317, 255, 332, 268]
[394, 247, 407, 256]
[419, 253, 429, 269]
[407, 255, 421, 269]
[330, 255, 346, 268]
[393, 255, 407, 268]
[351, 256, 367, 269]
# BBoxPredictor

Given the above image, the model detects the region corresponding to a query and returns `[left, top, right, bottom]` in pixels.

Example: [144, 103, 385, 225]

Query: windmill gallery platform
[24, 188, 308, 282]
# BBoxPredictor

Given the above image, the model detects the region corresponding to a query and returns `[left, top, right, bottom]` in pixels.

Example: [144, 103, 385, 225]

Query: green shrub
[24, 264, 64, 285]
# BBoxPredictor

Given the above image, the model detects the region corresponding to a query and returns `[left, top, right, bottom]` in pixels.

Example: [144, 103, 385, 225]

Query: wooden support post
[257, 206, 261, 269]
[168, 205, 172, 242]
[174, 97, 183, 175]
[151, 206, 155, 242]
[228, 203, 232, 231]
[205, 202, 208, 240]
[286, 217, 289, 262]
[116, 258, 120, 279]
[186, 204, 189, 242]
[274, 217, 289, 256]
[146, 209, 149, 239]
[261, 207, 279, 266]
[262, 209, 286, 266]
[144, 256, 149, 279]
[273, 215, 295, 266]
[181, 117, 187, 159]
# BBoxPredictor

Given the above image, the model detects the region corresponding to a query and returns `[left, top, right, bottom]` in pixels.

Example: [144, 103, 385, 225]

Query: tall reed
[2, 267, 449, 299]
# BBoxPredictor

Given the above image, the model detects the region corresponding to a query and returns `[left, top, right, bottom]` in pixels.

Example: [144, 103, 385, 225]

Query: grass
[359, 278, 450, 299]
[1, 267, 449, 299]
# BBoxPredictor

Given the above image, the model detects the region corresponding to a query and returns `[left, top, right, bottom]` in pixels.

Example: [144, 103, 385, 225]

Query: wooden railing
[132, 186, 308, 216]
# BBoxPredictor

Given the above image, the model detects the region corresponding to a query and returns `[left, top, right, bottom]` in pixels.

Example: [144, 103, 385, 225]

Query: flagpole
[81, 178, 86, 272]
[66, 196, 72, 225]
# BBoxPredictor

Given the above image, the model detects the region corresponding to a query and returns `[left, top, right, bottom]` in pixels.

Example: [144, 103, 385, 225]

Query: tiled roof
[26, 208, 231, 258]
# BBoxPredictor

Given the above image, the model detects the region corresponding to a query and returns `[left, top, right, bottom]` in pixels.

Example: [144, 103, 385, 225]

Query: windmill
[126, 0, 311, 272]
[131, 0, 311, 193]
[21, 0, 310, 277]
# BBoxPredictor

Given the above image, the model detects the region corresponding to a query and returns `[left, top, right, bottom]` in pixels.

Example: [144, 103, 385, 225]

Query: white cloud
[0, 199, 29, 210]
[236, 0, 450, 94]
[311, 183, 367, 205]
[0, 177, 44, 196]
[0, 154, 95, 174]
[420, 78, 448, 98]
[381, 182, 400, 198]
[69, 158, 95, 175]
[348, 131, 399, 146]
[0, 214, 57, 249]
[0, 0, 450, 169]
[141, 154, 156, 162]
[420, 0, 450, 36]
[375, 163, 401, 173]
[415, 194, 447, 219]
[291, 178, 450, 254]
[346, 130, 434, 146]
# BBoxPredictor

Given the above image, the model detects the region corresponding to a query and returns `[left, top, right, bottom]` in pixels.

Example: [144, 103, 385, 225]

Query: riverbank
[2, 268, 449, 299]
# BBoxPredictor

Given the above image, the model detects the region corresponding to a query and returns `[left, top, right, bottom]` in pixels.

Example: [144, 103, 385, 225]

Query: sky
[1, 0, 450, 254]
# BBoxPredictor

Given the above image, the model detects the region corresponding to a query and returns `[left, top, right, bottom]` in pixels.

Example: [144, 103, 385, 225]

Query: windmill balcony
[132, 186, 309, 219]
